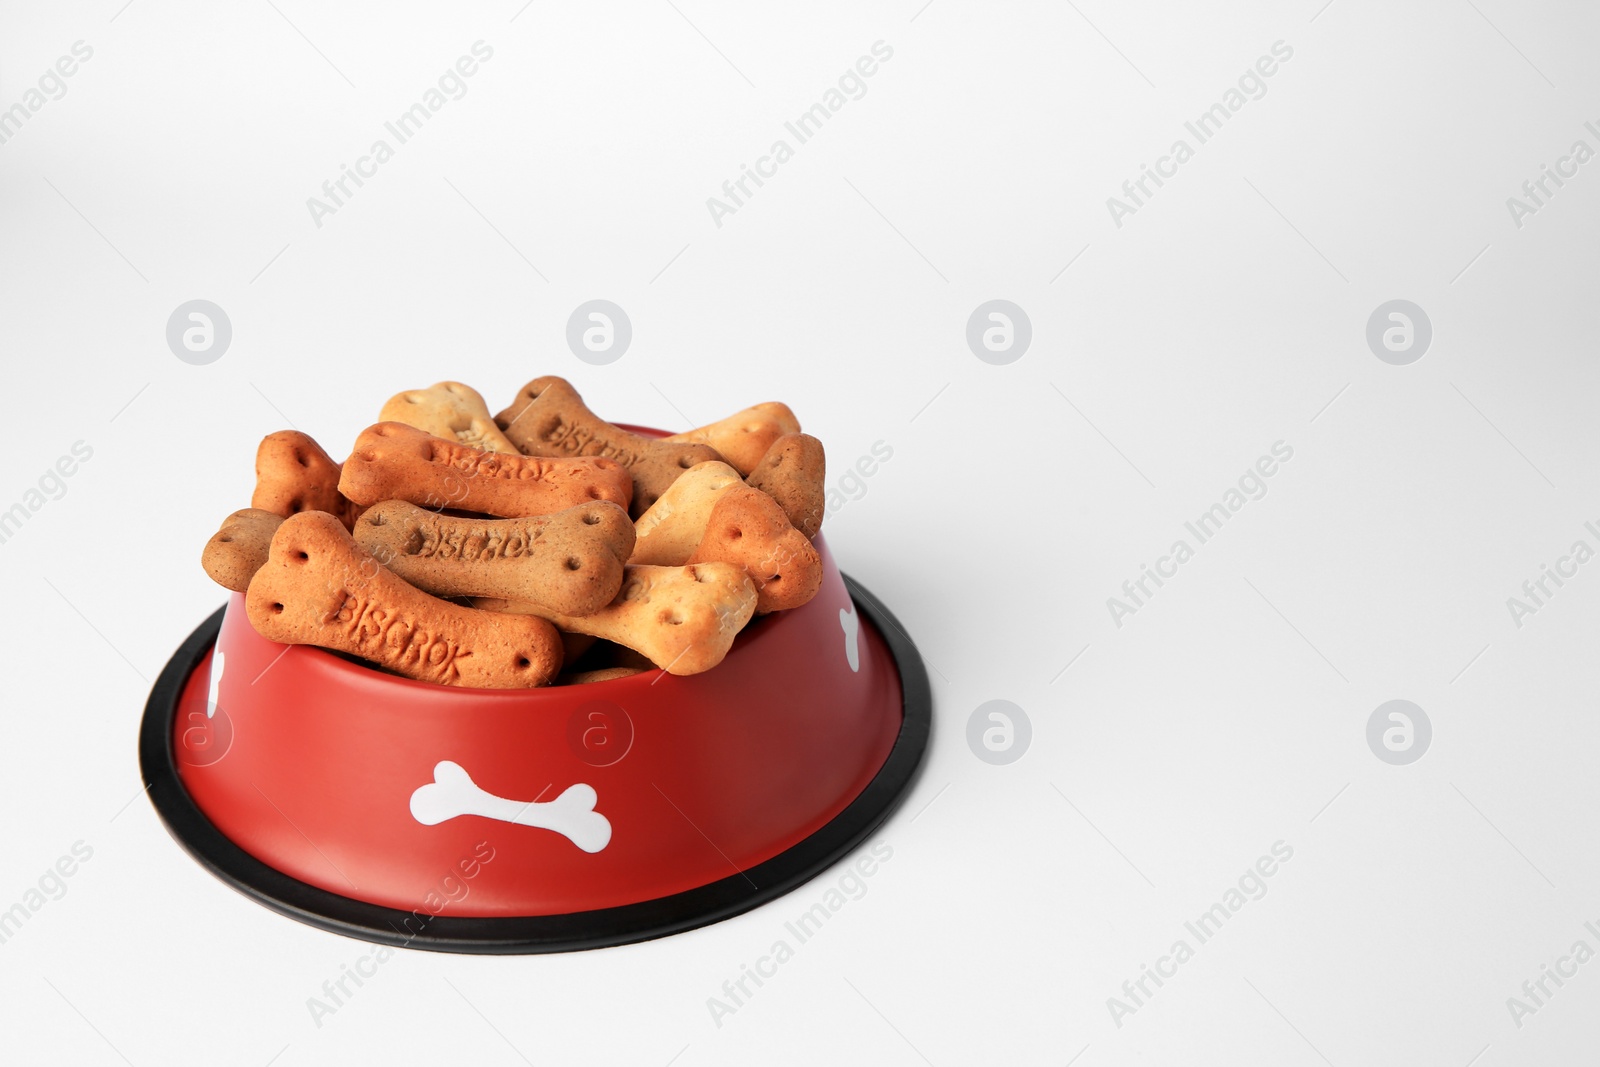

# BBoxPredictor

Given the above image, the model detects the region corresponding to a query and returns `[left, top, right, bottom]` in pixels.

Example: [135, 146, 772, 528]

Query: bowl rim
[139, 572, 931, 953]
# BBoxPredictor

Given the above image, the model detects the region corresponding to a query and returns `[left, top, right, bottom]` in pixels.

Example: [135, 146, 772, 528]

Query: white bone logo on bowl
[840, 606, 860, 672]
[409, 761, 612, 853]
[206, 650, 225, 718]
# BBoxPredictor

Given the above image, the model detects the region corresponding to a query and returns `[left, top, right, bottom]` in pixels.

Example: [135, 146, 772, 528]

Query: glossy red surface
[172, 537, 905, 917]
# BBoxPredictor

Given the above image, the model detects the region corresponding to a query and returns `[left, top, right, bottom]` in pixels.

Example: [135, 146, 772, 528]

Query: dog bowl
[141, 429, 929, 954]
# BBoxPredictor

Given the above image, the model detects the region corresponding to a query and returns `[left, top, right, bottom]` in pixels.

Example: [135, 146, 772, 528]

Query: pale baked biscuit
[473, 562, 756, 676]
[379, 381, 520, 455]
[629, 460, 743, 565]
[664, 402, 800, 476]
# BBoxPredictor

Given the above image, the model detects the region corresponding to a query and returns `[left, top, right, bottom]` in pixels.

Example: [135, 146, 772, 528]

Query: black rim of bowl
[138, 574, 932, 954]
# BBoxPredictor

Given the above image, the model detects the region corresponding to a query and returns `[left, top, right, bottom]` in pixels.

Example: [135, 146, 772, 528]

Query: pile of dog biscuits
[200, 378, 826, 688]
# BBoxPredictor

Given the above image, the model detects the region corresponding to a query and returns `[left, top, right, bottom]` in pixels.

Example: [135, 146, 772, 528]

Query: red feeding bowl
[141, 429, 929, 953]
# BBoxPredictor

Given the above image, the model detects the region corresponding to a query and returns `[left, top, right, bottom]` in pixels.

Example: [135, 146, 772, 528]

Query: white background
[2, 0, 1598, 1063]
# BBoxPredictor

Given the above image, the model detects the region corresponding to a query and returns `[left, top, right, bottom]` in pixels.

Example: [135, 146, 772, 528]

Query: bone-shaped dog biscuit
[339, 422, 632, 518]
[633, 476, 821, 612]
[687, 485, 823, 613]
[247, 511, 563, 688]
[353, 498, 635, 617]
[663, 401, 800, 476]
[746, 432, 826, 541]
[252, 430, 362, 530]
[379, 381, 520, 455]
[201, 508, 285, 592]
[473, 562, 756, 676]
[494, 376, 721, 518]
[629, 460, 743, 566]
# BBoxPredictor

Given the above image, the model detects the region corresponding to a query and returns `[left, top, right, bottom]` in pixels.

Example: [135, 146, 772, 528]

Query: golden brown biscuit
[338, 422, 632, 518]
[663, 402, 800, 476]
[246, 511, 563, 688]
[629, 460, 743, 565]
[473, 562, 756, 676]
[201, 509, 285, 592]
[746, 433, 826, 541]
[494, 376, 720, 517]
[353, 498, 634, 616]
[252, 430, 362, 529]
[687, 485, 822, 613]
[379, 381, 520, 455]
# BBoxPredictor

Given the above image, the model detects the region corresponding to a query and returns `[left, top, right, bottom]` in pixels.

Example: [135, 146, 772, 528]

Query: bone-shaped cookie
[634, 477, 820, 613]
[474, 562, 756, 676]
[663, 401, 800, 476]
[246, 511, 564, 688]
[629, 460, 743, 566]
[252, 430, 363, 530]
[201, 508, 285, 592]
[353, 498, 635, 617]
[379, 380, 520, 455]
[339, 421, 632, 518]
[409, 761, 611, 853]
[746, 432, 826, 541]
[687, 485, 822, 613]
[493, 376, 721, 518]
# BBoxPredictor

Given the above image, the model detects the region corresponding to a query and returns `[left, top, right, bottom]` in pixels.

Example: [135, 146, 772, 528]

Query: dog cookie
[664, 402, 800, 476]
[559, 666, 647, 685]
[339, 422, 632, 518]
[201, 509, 285, 592]
[629, 460, 743, 566]
[687, 485, 823, 613]
[252, 430, 362, 529]
[379, 381, 520, 455]
[353, 499, 635, 617]
[246, 511, 563, 688]
[473, 562, 756, 676]
[746, 433, 826, 541]
[494, 376, 721, 517]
